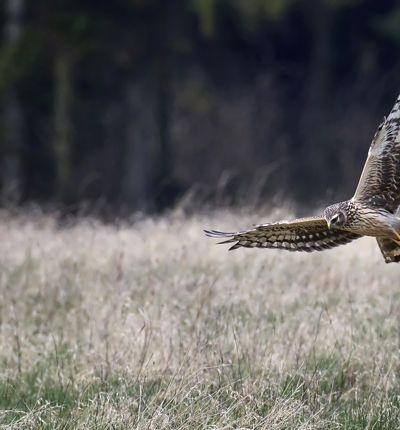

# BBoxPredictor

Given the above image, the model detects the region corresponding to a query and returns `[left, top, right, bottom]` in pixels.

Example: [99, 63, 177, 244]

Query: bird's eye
[331, 214, 339, 224]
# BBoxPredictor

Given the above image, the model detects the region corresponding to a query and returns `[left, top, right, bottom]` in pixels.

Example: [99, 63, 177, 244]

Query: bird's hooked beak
[327, 220, 331, 230]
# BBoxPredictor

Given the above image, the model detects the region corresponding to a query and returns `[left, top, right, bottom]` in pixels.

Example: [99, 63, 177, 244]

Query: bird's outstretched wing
[352, 94, 400, 213]
[205, 216, 362, 252]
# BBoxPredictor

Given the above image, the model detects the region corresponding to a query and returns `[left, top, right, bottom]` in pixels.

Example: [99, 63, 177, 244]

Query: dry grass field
[1, 207, 400, 429]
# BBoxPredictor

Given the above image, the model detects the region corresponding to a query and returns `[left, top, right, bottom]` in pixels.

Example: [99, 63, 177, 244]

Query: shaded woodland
[1, 0, 400, 214]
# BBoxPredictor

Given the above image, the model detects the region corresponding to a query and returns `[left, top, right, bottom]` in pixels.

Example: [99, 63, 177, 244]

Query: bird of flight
[205, 94, 400, 263]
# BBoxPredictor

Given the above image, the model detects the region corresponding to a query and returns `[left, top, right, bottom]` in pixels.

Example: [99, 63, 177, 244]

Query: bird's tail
[376, 238, 400, 263]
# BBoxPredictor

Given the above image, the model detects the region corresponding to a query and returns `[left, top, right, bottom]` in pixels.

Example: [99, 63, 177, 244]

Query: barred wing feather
[205, 216, 362, 252]
[352, 94, 400, 214]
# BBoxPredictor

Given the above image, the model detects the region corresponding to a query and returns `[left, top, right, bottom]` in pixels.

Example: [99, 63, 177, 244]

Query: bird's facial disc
[327, 211, 346, 229]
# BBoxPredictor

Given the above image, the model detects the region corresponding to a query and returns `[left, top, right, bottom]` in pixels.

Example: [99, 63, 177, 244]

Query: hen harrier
[205, 94, 400, 263]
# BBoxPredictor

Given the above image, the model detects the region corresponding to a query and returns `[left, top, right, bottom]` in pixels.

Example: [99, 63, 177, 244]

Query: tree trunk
[293, 0, 334, 199]
[124, 78, 158, 211]
[305, 0, 332, 108]
[124, 1, 175, 212]
[53, 49, 73, 202]
[2, 0, 24, 205]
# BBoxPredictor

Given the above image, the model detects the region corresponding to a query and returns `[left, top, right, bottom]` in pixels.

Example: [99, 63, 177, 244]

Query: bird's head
[324, 203, 347, 230]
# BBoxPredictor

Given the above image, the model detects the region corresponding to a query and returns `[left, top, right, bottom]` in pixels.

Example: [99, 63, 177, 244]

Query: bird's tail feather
[376, 238, 400, 263]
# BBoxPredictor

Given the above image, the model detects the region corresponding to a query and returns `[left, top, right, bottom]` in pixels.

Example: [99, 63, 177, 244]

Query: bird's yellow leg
[391, 232, 400, 246]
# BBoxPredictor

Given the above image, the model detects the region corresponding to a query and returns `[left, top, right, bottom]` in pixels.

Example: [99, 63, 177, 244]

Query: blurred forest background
[1, 0, 400, 215]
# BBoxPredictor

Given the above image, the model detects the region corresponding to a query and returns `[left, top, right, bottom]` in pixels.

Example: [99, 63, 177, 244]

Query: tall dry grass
[0, 207, 400, 429]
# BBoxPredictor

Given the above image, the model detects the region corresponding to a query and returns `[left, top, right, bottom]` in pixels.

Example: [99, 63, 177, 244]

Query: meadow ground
[1, 207, 400, 429]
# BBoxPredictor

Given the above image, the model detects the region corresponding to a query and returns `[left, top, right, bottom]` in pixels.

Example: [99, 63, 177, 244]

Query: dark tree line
[0, 0, 400, 214]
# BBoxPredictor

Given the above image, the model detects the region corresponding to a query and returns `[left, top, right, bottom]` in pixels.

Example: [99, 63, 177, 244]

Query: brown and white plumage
[206, 93, 400, 263]
[205, 216, 361, 252]
[352, 95, 400, 213]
